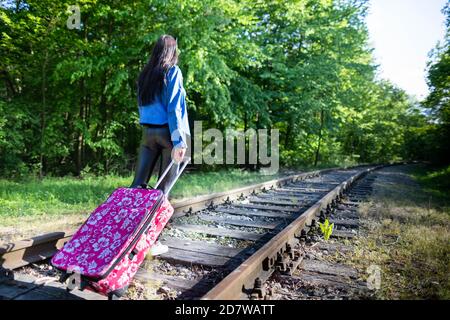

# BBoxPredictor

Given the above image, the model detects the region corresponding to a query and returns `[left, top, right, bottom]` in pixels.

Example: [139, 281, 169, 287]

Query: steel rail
[0, 232, 72, 270]
[201, 165, 383, 300]
[0, 166, 352, 270]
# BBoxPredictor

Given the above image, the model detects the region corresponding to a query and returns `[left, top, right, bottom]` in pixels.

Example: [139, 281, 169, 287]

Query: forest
[1, 0, 449, 178]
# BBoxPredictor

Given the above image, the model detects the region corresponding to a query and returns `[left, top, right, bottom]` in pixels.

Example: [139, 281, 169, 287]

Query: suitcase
[51, 157, 190, 299]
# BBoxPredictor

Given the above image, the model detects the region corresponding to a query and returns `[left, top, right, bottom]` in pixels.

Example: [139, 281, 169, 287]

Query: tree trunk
[285, 119, 293, 149]
[39, 49, 49, 179]
[75, 80, 85, 176]
[314, 108, 324, 167]
[1, 70, 17, 97]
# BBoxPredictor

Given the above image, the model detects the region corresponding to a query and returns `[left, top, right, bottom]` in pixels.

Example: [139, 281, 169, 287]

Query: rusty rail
[1, 166, 356, 270]
[0, 232, 72, 270]
[201, 165, 382, 300]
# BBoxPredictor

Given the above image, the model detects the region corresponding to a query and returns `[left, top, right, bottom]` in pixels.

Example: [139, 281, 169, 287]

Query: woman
[130, 35, 190, 255]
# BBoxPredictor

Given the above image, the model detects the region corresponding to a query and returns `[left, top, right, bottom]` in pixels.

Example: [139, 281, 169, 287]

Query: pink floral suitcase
[51, 158, 189, 299]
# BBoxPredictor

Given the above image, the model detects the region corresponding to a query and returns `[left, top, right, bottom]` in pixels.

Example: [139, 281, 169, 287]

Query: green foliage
[421, 3, 450, 164]
[411, 164, 450, 204]
[0, 0, 444, 178]
[0, 167, 281, 218]
[318, 218, 334, 241]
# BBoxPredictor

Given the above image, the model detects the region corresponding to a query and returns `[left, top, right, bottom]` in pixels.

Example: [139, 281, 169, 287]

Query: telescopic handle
[154, 156, 191, 195]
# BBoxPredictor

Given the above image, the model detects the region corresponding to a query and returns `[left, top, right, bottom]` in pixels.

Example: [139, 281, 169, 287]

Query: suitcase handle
[154, 156, 191, 195]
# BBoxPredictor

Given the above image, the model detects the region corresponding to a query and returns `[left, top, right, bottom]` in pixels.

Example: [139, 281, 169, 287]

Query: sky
[366, 0, 448, 99]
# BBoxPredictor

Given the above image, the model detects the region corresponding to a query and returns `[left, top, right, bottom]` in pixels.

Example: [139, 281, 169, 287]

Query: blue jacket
[138, 65, 190, 148]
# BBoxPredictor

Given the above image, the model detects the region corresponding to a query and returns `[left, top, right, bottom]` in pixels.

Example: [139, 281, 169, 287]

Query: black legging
[130, 125, 179, 194]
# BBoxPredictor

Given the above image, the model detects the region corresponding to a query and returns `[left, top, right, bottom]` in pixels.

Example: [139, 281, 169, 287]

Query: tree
[423, 2, 450, 164]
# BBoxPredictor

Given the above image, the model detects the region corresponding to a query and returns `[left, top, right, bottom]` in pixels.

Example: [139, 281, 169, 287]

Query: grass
[0, 167, 301, 242]
[0, 168, 287, 217]
[0, 161, 361, 242]
[411, 164, 450, 207]
[352, 164, 450, 299]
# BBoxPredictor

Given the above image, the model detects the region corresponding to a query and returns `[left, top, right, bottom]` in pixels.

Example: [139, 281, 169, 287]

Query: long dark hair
[137, 35, 178, 105]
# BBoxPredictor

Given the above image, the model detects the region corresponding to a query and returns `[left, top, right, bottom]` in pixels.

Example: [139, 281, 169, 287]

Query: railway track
[0, 164, 387, 300]
[268, 173, 378, 299]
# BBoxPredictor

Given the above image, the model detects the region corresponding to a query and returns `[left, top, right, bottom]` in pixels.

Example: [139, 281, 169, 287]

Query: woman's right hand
[172, 147, 186, 163]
